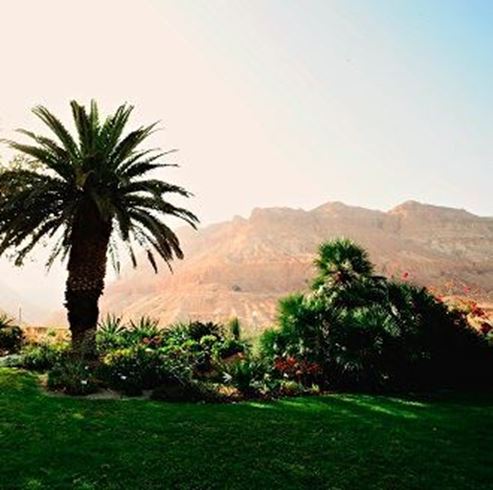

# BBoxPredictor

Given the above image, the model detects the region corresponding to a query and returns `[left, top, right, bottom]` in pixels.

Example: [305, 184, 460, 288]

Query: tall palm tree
[0, 101, 198, 353]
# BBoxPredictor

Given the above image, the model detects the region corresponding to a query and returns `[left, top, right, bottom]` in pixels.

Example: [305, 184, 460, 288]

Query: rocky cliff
[99, 200, 493, 334]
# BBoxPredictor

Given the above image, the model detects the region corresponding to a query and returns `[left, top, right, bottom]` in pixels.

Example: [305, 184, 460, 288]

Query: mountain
[99, 200, 493, 335]
[0, 280, 48, 324]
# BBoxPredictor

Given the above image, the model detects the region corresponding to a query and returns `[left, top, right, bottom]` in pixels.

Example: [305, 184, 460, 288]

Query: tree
[0, 101, 198, 354]
[261, 238, 492, 391]
[313, 238, 373, 289]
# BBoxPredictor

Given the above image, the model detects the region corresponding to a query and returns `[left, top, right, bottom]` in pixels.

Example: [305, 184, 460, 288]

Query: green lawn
[0, 369, 491, 490]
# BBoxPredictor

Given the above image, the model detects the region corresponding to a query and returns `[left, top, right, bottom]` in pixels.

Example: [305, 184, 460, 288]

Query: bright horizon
[0, 0, 492, 315]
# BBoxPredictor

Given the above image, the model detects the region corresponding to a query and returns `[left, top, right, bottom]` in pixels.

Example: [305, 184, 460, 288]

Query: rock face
[101, 201, 493, 335]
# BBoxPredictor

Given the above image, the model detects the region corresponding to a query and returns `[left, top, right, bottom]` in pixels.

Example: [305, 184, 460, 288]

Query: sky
[0, 0, 492, 315]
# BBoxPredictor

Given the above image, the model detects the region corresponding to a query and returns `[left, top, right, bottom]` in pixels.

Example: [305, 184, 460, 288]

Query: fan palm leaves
[313, 238, 374, 289]
[0, 100, 198, 353]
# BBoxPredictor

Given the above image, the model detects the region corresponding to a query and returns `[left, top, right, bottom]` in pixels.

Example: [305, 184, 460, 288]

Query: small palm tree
[0, 101, 198, 353]
[313, 238, 373, 288]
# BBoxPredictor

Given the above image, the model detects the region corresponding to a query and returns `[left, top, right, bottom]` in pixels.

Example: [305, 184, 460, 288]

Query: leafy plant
[126, 316, 162, 346]
[262, 238, 493, 392]
[228, 317, 242, 341]
[151, 380, 224, 403]
[222, 357, 268, 396]
[313, 238, 373, 289]
[96, 314, 127, 351]
[47, 357, 98, 396]
[0, 314, 24, 354]
[186, 321, 224, 341]
[274, 356, 322, 386]
[212, 338, 247, 360]
[20, 341, 69, 372]
[99, 345, 193, 396]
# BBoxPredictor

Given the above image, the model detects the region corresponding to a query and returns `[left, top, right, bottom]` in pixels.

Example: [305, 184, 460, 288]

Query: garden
[0, 101, 492, 489]
[1, 239, 492, 404]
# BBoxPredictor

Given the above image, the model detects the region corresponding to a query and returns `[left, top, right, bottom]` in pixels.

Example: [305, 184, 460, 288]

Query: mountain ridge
[94, 200, 493, 334]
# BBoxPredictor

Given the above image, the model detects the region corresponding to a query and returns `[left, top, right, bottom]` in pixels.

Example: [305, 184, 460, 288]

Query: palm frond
[0, 100, 198, 272]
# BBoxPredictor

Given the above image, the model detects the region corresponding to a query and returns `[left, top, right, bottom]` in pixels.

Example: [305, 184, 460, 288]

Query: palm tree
[0, 100, 198, 353]
[313, 238, 373, 288]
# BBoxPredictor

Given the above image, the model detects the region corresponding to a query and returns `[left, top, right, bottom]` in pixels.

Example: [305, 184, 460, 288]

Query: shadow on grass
[1, 368, 492, 490]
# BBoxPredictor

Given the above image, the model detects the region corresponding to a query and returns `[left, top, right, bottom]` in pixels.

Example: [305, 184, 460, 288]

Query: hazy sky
[0, 0, 492, 313]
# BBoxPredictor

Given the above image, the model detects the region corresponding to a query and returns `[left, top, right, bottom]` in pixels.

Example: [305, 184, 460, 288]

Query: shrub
[277, 380, 306, 397]
[0, 354, 23, 367]
[96, 314, 127, 351]
[47, 357, 98, 396]
[262, 238, 493, 392]
[274, 356, 322, 386]
[326, 305, 401, 390]
[20, 341, 69, 372]
[212, 338, 247, 360]
[99, 345, 193, 396]
[160, 321, 248, 376]
[151, 380, 224, 403]
[221, 357, 269, 396]
[260, 293, 330, 368]
[228, 317, 241, 340]
[186, 321, 224, 341]
[0, 314, 24, 354]
[126, 316, 162, 346]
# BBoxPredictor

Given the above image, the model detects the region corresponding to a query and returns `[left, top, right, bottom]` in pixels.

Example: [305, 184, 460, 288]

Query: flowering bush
[444, 298, 493, 339]
[274, 356, 322, 385]
[20, 341, 69, 372]
[47, 357, 98, 396]
[99, 345, 193, 396]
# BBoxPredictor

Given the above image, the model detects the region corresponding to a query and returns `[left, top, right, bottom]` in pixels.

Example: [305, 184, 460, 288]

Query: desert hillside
[0, 280, 47, 324]
[99, 200, 493, 334]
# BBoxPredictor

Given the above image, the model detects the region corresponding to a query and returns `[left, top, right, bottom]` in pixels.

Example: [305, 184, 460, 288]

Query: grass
[0, 369, 491, 489]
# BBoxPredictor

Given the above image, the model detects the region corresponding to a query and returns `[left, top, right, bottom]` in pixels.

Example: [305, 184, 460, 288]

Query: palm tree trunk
[65, 198, 111, 356]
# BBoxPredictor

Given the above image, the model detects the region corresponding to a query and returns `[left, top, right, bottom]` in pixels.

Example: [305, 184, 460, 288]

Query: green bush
[162, 321, 248, 375]
[212, 338, 247, 359]
[126, 316, 162, 345]
[47, 357, 98, 396]
[99, 345, 193, 396]
[0, 314, 24, 354]
[186, 321, 224, 341]
[151, 380, 224, 403]
[228, 317, 242, 341]
[20, 341, 69, 372]
[221, 357, 269, 396]
[96, 314, 127, 351]
[260, 238, 493, 392]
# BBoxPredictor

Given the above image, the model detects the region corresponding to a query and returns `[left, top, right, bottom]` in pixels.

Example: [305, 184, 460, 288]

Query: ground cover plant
[0, 368, 491, 490]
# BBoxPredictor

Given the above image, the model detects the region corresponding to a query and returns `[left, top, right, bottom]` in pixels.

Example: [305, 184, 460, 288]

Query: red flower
[471, 305, 486, 318]
[402, 272, 409, 280]
[274, 357, 321, 382]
